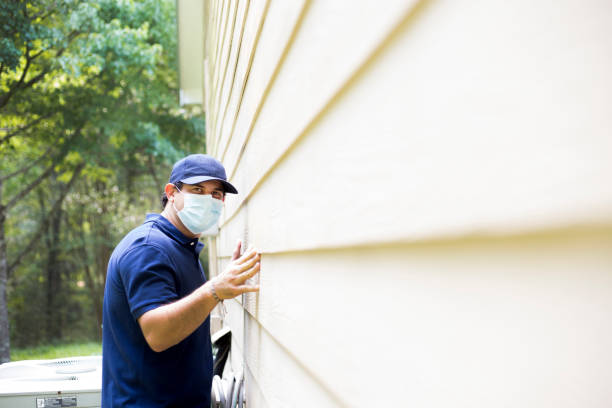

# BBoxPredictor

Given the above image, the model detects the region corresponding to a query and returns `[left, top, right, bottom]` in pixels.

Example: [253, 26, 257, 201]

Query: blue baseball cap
[169, 154, 238, 194]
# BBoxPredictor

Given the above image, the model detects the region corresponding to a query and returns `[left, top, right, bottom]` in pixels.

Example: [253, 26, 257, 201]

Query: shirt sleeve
[117, 244, 179, 320]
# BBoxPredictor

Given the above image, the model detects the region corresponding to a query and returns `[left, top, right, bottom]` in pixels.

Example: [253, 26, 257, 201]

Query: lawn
[10, 342, 102, 361]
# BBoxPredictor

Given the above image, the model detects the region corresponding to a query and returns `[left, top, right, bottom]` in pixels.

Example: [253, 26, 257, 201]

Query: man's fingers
[237, 253, 260, 273]
[234, 248, 259, 271]
[237, 262, 260, 283]
[238, 247, 258, 264]
[240, 285, 260, 293]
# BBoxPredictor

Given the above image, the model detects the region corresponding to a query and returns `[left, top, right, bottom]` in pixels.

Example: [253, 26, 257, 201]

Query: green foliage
[1, 0, 206, 352]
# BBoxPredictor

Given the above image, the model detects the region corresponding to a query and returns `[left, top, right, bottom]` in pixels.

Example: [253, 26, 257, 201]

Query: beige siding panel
[225, 299, 245, 366]
[204, 58, 213, 149]
[204, 0, 217, 77]
[201, 1, 612, 407]
[202, 58, 212, 146]
[209, 0, 227, 84]
[209, 0, 238, 131]
[242, 365, 270, 408]
[218, 0, 307, 165]
[223, 0, 612, 251]
[207, 0, 222, 79]
[221, 0, 419, 215]
[213, 0, 270, 156]
[207, 0, 228, 132]
[212, 0, 247, 142]
[224, 296, 341, 407]
[211, 0, 226, 70]
[240, 232, 612, 407]
[216, 202, 249, 262]
[242, 312, 342, 408]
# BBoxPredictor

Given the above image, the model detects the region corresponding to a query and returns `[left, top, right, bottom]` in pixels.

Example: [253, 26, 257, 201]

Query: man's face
[172, 180, 225, 212]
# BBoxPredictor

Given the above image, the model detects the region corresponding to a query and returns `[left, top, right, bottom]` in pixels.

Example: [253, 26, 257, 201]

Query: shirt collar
[144, 213, 204, 253]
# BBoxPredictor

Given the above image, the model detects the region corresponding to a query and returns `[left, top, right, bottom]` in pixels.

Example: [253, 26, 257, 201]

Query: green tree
[1, 0, 204, 361]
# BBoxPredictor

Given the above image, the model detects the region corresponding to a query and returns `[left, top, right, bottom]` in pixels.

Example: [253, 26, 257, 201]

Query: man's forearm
[138, 281, 218, 352]
[138, 245, 260, 352]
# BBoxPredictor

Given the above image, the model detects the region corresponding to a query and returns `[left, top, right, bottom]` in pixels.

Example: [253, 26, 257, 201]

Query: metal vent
[40, 359, 80, 367]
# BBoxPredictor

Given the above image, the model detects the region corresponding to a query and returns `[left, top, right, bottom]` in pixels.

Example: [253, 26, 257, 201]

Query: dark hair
[160, 182, 183, 210]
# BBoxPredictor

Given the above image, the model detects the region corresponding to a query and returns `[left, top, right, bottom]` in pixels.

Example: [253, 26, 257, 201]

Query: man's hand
[211, 240, 260, 299]
[139, 240, 260, 352]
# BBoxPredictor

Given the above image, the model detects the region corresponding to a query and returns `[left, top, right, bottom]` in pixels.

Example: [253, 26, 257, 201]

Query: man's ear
[164, 183, 178, 202]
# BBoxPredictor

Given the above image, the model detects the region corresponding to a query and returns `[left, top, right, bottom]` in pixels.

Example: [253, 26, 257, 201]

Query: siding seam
[215, 224, 612, 259]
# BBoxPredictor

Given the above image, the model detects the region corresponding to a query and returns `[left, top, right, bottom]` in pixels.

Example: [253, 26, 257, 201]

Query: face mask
[173, 189, 223, 234]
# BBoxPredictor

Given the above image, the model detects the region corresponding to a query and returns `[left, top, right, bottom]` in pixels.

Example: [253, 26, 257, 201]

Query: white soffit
[177, 0, 204, 107]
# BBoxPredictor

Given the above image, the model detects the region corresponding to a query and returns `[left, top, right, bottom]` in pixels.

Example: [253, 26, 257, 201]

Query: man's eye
[192, 188, 202, 193]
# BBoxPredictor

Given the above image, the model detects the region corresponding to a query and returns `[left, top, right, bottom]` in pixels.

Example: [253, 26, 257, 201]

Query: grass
[10, 341, 102, 362]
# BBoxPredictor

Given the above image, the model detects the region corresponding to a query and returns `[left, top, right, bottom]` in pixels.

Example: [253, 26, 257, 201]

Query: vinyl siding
[194, 0, 612, 406]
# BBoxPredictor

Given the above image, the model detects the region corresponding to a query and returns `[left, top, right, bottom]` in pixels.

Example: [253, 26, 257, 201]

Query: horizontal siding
[219, 0, 612, 247]
[209, 0, 227, 83]
[218, 0, 307, 168]
[213, 0, 269, 158]
[207, 0, 229, 141]
[219, 0, 419, 223]
[225, 300, 342, 407]
[208, 0, 222, 72]
[199, 0, 612, 406]
[227, 230, 612, 407]
[209, 0, 237, 125]
[212, 0, 247, 144]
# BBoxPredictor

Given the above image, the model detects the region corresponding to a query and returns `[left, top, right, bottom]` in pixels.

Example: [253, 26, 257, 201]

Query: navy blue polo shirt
[102, 214, 212, 407]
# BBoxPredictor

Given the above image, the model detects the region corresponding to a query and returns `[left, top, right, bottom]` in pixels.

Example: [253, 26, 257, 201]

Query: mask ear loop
[171, 184, 182, 213]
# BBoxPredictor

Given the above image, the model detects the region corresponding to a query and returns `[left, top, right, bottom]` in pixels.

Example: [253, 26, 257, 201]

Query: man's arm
[138, 243, 260, 352]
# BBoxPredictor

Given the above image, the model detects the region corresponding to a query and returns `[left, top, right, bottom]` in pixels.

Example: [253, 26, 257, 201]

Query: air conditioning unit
[0, 356, 101, 408]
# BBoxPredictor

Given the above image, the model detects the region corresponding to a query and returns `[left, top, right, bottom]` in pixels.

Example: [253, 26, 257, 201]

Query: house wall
[198, 0, 612, 406]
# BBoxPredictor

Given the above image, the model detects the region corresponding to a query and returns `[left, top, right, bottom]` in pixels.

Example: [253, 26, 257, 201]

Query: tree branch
[0, 47, 33, 110]
[20, 69, 49, 92]
[4, 127, 82, 209]
[0, 144, 55, 183]
[30, 2, 58, 22]
[17, 46, 32, 87]
[147, 154, 162, 192]
[0, 30, 80, 110]
[0, 112, 56, 145]
[7, 162, 85, 277]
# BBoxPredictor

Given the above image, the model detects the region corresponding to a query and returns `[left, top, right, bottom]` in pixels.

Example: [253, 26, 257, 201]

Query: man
[102, 154, 260, 407]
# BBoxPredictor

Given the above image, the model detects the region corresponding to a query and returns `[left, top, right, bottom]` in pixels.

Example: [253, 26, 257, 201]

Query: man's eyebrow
[192, 183, 224, 192]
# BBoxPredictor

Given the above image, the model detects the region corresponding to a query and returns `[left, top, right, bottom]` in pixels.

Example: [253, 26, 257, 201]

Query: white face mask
[173, 189, 223, 234]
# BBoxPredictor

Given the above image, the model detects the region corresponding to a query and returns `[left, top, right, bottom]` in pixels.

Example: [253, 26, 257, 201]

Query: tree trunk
[44, 205, 63, 341]
[0, 179, 11, 362]
[78, 206, 103, 340]
[83, 263, 103, 340]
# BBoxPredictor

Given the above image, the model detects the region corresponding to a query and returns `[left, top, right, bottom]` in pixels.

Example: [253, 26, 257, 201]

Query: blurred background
[0, 0, 206, 360]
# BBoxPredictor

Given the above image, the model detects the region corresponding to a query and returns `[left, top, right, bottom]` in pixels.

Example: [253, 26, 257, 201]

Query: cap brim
[180, 175, 238, 194]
